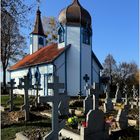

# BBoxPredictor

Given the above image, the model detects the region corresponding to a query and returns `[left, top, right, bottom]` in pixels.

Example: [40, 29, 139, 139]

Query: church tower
[58, 0, 92, 95]
[30, 8, 46, 54]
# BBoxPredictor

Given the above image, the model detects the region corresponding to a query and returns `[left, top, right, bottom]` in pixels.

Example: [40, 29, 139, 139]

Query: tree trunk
[2, 66, 7, 94]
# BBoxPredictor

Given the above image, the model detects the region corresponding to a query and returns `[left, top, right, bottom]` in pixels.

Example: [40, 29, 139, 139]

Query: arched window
[83, 25, 92, 45]
[58, 27, 64, 43]
[39, 37, 44, 45]
[35, 67, 41, 85]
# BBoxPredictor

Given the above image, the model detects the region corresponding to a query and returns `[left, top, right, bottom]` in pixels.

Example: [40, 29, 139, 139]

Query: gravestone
[80, 110, 108, 140]
[104, 84, 113, 113]
[39, 75, 69, 140]
[114, 83, 122, 103]
[18, 76, 33, 121]
[91, 83, 101, 110]
[116, 105, 129, 129]
[7, 79, 17, 111]
[83, 89, 95, 115]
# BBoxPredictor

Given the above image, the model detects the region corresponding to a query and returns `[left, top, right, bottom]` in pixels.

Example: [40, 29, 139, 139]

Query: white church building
[9, 0, 103, 96]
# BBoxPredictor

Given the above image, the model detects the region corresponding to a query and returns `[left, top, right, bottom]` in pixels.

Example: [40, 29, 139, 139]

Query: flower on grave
[82, 121, 87, 127]
[67, 116, 78, 128]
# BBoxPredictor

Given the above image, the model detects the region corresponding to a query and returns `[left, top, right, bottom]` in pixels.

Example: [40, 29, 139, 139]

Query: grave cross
[18, 76, 33, 121]
[7, 79, 17, 111]
[91, 83, 101, 110]
[83, 74, 90, 96]
[39, 75, 68, 140]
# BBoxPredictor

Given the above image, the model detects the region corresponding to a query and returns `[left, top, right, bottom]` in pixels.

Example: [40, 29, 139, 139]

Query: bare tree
[42, 16, 58, 44]
[1, 0, 33, 92]
[102, 54, 117, 86]
[1, 11, 27, 91]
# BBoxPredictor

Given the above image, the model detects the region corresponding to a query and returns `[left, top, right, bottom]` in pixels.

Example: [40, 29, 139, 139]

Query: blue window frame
[58, 27, 64, 43]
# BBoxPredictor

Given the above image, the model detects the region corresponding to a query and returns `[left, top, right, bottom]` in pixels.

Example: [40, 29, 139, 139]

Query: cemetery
[1, 0, 139, 140]
[1, 74, 139, 140]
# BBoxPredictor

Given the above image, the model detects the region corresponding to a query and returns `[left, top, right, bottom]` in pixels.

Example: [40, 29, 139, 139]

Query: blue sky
[24, 0, 139, 66]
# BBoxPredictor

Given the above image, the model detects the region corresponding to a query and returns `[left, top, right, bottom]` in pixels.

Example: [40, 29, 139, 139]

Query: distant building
[9, 0, 103, 96]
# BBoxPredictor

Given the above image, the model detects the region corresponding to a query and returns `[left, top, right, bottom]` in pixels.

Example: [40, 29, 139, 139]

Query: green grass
[1, 95, 24, 107]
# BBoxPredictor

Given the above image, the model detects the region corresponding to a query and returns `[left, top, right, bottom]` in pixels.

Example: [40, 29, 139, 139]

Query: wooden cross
[18, 76, 33, 121]
[7, 79, 17, 111]
[39, 75, 69, 140]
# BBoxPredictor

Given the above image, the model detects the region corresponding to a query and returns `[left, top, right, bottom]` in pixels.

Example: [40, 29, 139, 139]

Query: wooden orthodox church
[9, 0, 103, 96]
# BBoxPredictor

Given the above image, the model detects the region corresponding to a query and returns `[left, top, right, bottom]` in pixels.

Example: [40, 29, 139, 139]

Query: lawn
[1, 95, 24, 107]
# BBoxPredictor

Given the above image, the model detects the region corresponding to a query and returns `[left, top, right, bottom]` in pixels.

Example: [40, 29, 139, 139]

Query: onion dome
[31, 7, 46, 36]
[58, 0, 91, 27]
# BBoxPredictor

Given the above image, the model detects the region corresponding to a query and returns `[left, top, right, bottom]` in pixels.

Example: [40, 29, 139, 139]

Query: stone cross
[103, 83, 113, 112]
[115, 83, 122, 103]
[39, 75, 69, 140]
[91, 83, 101, 110]
[18, 76, 33, 121]
[83, 74, 90, 96]
[123, 85, 128, 105]
[7, 79, 17, 111]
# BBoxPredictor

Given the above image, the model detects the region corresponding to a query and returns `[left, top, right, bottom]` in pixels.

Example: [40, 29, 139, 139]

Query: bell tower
[30, 7, 46, 54]
[58, 0, 92, 96]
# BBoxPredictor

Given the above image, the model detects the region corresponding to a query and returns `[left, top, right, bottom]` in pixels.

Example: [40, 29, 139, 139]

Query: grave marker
[104, 84, 113, 112]
[18, 76, 33, 121]
[7, 79, 17, 111]
[80, 110, 108, 140]
[114, 83, 122, 103]
[39, 75, 69, 140]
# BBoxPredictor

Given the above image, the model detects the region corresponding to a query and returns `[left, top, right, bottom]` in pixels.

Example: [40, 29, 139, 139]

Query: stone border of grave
[15, 128, 80, 140]
[15, 132, 29, 140]
[60, 129, 80, 140]
[0, 106, 5, 112]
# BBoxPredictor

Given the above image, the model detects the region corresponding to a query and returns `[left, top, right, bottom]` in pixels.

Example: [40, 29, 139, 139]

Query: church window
[83, 29, 90, 45]
[58, 27, 64, 43]
[35, 67, 41, 85]
[39, 37, 44, 45]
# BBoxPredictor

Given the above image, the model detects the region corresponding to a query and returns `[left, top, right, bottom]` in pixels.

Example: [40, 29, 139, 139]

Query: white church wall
[32, 35, 39, 53]
[66, 26, 81, 96]
[92, 58, 100, 83]
[54, 53, 65, 92]
[10, 64, 53, 96]
[81, 43, 92, 96]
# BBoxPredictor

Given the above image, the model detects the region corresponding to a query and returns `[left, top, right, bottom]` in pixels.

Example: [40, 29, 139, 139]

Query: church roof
[92, 51, 103, 69]
[31, 8, 46, 36]
[58, 0, 91, 27]
[9, 43, 70, 71]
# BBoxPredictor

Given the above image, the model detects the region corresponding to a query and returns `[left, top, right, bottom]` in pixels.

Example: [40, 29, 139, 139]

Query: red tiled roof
[9, 43, 69, 71]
